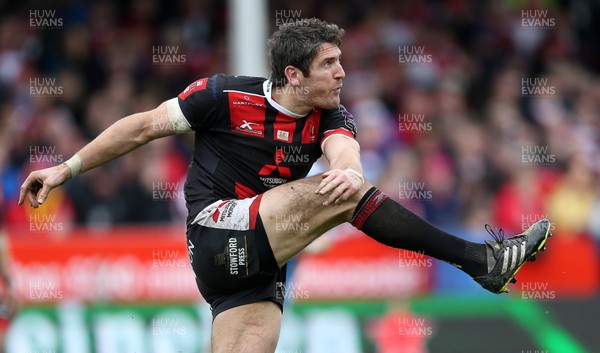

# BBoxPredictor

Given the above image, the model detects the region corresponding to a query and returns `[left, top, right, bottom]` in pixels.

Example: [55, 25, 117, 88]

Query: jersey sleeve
[319, 104, 358, 150]
[177, 74, 222, 131]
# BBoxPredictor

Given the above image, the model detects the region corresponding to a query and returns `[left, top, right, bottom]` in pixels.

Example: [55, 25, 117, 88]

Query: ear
[284, 65, 304, 86]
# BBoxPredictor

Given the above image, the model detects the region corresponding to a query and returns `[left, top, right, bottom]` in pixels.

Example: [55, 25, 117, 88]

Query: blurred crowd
[0, 0, 599, 250]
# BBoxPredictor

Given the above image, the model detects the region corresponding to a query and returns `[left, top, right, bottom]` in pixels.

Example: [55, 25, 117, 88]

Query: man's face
[297, 42, 345, 110]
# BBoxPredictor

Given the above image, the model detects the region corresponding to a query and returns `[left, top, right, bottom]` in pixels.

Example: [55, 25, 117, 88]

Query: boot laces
[485, 224, 505, 244]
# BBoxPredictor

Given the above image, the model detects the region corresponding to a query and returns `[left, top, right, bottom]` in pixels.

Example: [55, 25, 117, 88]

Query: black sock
[352, 187, 488, 277]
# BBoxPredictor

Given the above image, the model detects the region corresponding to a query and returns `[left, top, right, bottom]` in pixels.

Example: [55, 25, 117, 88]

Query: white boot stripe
[519, 241, 526, 263]
[501, 248, 509, 274]
[510, 245, 518, 270]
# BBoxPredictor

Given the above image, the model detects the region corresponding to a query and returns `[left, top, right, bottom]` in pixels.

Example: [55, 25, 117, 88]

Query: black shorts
[186, 195, 286, 319]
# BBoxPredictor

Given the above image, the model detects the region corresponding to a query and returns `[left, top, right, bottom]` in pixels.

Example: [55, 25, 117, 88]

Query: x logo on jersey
[240, 120, 258, 130]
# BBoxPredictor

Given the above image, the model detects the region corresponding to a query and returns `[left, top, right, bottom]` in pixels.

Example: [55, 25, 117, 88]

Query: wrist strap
[63, 154, 82, 178]
[345, 168, 364, 185]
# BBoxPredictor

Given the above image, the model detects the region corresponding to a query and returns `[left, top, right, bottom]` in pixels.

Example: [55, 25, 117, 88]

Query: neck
[271, 86, 312, 116]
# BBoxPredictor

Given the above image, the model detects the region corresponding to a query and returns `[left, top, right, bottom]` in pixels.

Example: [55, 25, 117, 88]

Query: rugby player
[18, 18, 551, 353]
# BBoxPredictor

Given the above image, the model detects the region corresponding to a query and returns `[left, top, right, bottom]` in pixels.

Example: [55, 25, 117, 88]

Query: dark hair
[268, 18, 345, 87]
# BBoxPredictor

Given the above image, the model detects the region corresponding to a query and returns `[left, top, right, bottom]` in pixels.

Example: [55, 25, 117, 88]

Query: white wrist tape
[64, 154, 82, 178]
[345, 168, 364, 185]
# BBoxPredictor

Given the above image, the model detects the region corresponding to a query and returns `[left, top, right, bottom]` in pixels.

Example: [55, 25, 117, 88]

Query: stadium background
[0, 0, 599, 352]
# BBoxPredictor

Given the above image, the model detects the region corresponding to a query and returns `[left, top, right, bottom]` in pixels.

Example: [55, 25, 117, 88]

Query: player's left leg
[258, 175, 360, 268]
[259, 175, 551, 293]
[259, 175, 489, 274]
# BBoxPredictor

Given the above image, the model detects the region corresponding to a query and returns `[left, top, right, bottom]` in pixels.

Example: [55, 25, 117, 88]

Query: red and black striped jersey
[177, 74, 357, 224]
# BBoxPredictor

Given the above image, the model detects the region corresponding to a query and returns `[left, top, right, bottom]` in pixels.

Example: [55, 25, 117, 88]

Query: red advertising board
[6, 225, 202, 303]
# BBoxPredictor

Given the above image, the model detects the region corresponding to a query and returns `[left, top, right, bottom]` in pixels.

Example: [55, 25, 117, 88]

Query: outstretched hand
[314, 168, 364, 206]
[18, 163, 71, 208]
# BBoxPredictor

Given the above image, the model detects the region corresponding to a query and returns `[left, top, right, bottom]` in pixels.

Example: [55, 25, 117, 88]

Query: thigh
[211, 301, 282, 353]
[259, 174, 371, 267]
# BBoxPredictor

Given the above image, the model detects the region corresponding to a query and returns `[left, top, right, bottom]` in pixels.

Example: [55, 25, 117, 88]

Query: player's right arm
[18, 98, 191, 208]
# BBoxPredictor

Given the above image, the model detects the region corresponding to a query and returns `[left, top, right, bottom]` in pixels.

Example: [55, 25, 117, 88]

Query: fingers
[18, 164, 69, 208]
[27, 192, 39, 208]
[18, 172, 45, 208]
[334, 187, 356, 205]
[314, 171, 338, 195]
[19, 175, 38, 207]
[18, 178, 30, 205]
[324, 185, 347, 206]
[26, 182, 43, 208]
[315, 170, 359, 206]
[37, 182, 53, 205]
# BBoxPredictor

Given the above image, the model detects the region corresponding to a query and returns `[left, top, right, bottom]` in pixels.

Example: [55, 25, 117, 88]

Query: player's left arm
[315, 135, 364, 206]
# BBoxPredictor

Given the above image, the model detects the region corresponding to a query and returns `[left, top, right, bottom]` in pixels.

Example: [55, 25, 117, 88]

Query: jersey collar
[263, 80, 306, 119]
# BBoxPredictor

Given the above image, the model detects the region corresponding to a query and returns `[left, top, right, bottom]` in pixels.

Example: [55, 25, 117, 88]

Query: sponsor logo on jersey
[209, 200, 237, 223]
[259, 176, 289, 188]
[227, 235, 247, 276]
[229, 91, 266, 137]
[179, 78, 208, 100]
[241, 120, 258, 130]
[232, 95, 265, 108]
[276, 129, 290, 141]
[234, 120, 263, 135]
